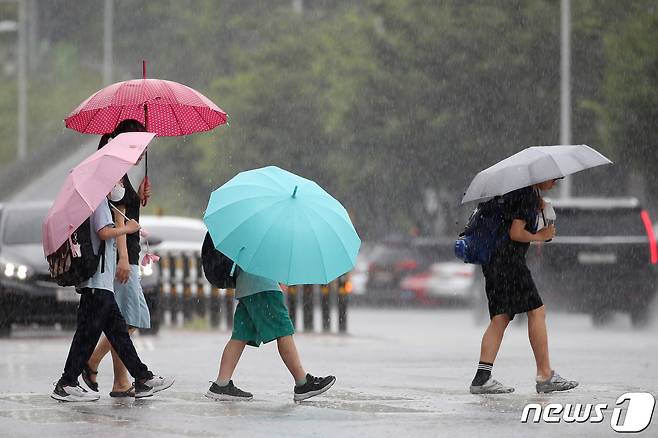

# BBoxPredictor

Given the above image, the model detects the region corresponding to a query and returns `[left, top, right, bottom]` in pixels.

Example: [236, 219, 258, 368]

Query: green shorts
[231, 291, 295, 347]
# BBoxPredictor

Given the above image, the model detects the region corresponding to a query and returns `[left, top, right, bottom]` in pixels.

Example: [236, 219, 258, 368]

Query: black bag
[47, 217, 105, 287]
[201, 232, 238, 289]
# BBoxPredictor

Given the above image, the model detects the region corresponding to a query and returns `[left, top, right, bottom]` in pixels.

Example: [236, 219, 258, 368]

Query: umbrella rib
[168, 102, 184, 136]
[252, 169, 291, 192]
[114, 104, 130, 134]
[206, 194, 282, 216]
[304, 196, 354, 228]
[213, 199, 288, 251]
[192, 105, 213, 132]
[285, 208, 297, 284]
[80, 107, 103, 134]
[303, 205, 356, 270]
[297, 207, 330, 282]
[241, 202, 290, 275]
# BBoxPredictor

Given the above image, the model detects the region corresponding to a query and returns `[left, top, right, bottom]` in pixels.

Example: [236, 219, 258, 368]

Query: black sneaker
[205, 380, 253, 401]
[293, 373, 336, 401]
[51, 379, 100, 402]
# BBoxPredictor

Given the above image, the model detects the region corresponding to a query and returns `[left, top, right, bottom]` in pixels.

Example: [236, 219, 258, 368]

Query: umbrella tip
[142, 60, 146, 79]
[292, 186, 298, 198]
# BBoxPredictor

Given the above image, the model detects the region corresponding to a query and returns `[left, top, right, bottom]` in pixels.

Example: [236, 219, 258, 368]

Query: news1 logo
[521, 392, 656, 433]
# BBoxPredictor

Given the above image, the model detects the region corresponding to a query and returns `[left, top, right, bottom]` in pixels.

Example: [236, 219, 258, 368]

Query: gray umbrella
[461, 144, 613, 204]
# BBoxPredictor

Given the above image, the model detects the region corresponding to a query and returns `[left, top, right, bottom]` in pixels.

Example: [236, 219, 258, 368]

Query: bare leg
[108, 327, 137, 391]
[276, 335, 306, 382]
[217, 339, 248, 381]
[527, 305, 552, 380]
[87, 335, 113, 384]
[479, 314, 511, 364]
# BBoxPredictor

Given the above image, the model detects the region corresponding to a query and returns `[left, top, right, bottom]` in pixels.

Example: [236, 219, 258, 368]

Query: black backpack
[47, 217, 105, 287]
[201, 232, 238, 289]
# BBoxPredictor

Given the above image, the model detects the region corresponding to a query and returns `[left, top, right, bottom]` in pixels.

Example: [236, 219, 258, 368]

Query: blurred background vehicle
[348, 242, 373, 297]
[139, 215, 207, 332]
[0, 202, 78, 337]
[0, 202, 173, 337]
[139, 215, 206, 253]
[400, 261, 476, 307]
[527, 197, 657, 327]
[361, 237, 477, 306]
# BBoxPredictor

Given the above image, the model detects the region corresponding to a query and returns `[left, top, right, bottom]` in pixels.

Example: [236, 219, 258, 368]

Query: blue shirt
[235, 270, 282, 299]
[78, 201, 116, 292]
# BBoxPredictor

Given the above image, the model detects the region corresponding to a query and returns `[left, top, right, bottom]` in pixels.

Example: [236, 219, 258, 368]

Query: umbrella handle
[141, 174, 150, 207]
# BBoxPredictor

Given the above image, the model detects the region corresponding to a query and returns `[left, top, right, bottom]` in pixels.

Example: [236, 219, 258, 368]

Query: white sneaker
[135, 374, 174, 398]
[470, 377, 515, 394]
[51, 380, 100, 402]
[536, 371, 578, 393]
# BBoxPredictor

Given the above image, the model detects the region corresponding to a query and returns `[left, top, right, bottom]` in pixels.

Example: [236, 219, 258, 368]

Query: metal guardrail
[155, 251, 350, 333]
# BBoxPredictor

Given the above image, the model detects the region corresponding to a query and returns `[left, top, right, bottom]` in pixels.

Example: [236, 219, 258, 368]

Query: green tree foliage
[602, 2, 658, 177]
[0, 0, 655, 237]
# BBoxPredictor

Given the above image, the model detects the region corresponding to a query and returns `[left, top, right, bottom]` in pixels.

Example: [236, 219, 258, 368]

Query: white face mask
[109, 184, 126, 202]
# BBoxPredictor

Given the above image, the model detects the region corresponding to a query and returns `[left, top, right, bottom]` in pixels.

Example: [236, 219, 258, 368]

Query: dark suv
[0, 202, 161, 337]
[527, 197, 657, 327]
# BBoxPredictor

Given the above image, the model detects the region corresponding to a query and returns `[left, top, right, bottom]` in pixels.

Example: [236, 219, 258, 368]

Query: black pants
[61, 288, 149, 385]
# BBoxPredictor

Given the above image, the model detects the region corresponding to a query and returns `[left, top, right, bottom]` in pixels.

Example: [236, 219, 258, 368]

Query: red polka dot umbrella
[64, 62, 227, 136]
[64, 61, 227, 205]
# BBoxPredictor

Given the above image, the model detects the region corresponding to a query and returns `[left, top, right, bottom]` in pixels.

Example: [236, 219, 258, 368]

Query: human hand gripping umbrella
[203, 166, 361, 286]
[461, 144, 613, 204]
[42, 132, 155, 257]
[64, 61, 228, 206]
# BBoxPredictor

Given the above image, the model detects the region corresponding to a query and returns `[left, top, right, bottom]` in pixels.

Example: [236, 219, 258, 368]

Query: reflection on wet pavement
[0, 308, 656, 437]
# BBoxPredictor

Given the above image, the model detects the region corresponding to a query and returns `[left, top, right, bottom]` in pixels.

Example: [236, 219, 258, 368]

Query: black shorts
[481, 256, 543, 321]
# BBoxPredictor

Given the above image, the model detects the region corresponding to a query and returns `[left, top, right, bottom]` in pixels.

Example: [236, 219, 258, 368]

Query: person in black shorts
[469, 179, 579, 394]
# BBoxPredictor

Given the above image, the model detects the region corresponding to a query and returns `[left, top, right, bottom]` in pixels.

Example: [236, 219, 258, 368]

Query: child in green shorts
[205, 270, 336, 401]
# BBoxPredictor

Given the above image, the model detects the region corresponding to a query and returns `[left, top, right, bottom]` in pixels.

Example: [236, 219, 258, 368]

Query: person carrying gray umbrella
[460, 145, 612, 394]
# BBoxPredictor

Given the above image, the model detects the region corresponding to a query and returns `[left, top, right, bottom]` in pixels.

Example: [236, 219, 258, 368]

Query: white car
[399, 261, 476, 306]
[139, 215, 207, 253]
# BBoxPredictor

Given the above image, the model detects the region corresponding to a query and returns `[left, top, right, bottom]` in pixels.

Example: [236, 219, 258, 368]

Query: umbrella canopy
[64, 64, 227, 136]
[203, 166, 361, 285]
[42, 132, 155, 256]
[461, 145, 613, 204]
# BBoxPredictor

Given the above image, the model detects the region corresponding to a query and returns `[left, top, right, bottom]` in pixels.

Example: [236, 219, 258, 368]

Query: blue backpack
[454, 197, 508, 265]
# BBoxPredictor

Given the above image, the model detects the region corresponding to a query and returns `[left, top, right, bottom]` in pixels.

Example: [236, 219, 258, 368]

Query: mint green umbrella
[203, 166, 361, 285]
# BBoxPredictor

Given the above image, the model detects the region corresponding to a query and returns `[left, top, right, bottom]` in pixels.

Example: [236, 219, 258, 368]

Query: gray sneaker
[536, 371, 578, 393]
[470, 377, 515, 394]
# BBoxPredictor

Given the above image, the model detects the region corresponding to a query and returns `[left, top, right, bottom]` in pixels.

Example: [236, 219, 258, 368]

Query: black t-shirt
[110, 175, 141, 266]
[495, 186, 540, 259]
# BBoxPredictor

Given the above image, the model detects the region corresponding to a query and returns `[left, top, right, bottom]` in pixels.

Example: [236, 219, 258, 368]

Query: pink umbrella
[64, 62, 227, 137]
[42, 132, 156, 256]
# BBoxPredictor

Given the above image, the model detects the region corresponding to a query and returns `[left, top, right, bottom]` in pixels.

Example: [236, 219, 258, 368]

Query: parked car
[0, 202, 78, 337]
[400, 261, 476, 306]
[0, 202, 163, 337]
[139, 215, 208, 325]
[526, 197, 657, 327]
[139, 215, 207, 253]
[363, 237, 463, 305]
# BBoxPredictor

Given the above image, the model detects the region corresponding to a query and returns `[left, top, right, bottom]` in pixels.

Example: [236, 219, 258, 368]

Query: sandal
[110, 385, 135, 398]
[82, 364, 99, 392]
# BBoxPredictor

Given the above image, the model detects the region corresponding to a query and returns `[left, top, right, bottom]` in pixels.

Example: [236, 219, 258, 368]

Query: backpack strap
[493, 196, 509, 242]
[100, 240, 106, 273]
[100, 199, 111, 274]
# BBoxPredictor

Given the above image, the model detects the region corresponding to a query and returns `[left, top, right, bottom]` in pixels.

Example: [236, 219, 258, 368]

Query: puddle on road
[0, 389, 436, 421]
